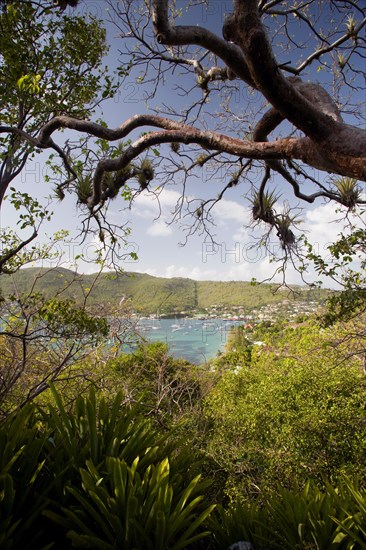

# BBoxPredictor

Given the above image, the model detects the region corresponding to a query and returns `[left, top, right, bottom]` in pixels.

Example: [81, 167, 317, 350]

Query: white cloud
[303, 202, 364, 257]
[232, 226, 251, 243]
[304, 202, 342, 246]
[133, 189, 183, 219]
[147, 220, 173, 237]
[211, 198, 249, 224]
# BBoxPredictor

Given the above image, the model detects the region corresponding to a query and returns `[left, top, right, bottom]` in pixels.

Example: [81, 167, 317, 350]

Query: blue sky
[1, 0, 365, 286]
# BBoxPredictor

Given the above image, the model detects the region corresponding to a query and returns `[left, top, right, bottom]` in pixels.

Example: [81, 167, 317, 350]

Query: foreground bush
[204, 322, 366, 500]
[0, 386, 214, 549]
[210, 479, 366, 549]
[1, 383, 365, 549]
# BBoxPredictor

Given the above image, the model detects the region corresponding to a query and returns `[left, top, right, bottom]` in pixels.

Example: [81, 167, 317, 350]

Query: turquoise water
[135, 318, 240, 364]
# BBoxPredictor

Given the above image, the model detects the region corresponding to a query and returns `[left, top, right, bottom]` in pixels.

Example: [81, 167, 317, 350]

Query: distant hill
[0, 267, 328, 315]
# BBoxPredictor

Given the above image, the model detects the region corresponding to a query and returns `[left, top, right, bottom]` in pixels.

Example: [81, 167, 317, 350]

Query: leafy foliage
[0, 386, 215, 549]
[1, 385, 365, 549]
[204, 321, 366, 500]
[109, 342, 202, 427]
[0, 191, 55, 274]
[0, 320, 366, 549]
[0, 279, 109, 413]
[306, 217, 366, 326]
[0, 2, 112, 126]
[0, 0, 117, 272]
[211, 479, 366, 549]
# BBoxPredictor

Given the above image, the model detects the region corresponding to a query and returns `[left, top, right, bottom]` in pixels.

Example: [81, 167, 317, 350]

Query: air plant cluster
[333, 177, 361, 209]
[55, 142, 156, 207]
[251, 189, 298, 250]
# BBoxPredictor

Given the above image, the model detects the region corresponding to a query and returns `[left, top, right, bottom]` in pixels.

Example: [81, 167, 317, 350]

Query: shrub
[210, 479, 366, 549]
[0, 386, 215, 549]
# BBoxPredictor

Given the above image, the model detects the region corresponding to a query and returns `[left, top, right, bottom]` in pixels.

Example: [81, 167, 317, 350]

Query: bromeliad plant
[42, 386, 215, 548]
[0, 385, 215, 549]
[46, 456, 214, 550]
[210, 479, 366, 549]
[0, 404, 51, 550]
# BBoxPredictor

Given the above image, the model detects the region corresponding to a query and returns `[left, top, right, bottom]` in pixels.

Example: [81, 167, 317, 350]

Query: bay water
[135, 318, 240, 364]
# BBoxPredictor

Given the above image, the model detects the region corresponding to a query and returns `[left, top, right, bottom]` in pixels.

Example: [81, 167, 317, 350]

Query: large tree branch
[2, 112, 366, 213]
[150, 1, 365, 179]
[233, 0, 340, 140]
[36, 114, 365, 179]
[90, 129, 305, 206]
[151, 0, 255, 86]
[38, 114, 366, 200]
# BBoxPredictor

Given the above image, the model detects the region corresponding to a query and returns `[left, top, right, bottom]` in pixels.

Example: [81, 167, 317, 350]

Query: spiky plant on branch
[333, 177, 362, 210]
[251, 189, 278, 226]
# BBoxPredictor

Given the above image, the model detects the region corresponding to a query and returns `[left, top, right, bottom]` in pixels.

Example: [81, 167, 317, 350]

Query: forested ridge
[0, 267, 328, 314]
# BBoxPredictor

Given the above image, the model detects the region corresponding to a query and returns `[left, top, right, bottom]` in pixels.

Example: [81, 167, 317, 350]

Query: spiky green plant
[333, 177, 361, 209]
[275, 213, 296, 248]
[171, 142, 180, 153]
[209, 500, 268, 549]
[227, 172, 240, 188]
[264, 482, 348, 549]
[331, 478, 366, 547]
[101, 171, 117, 197]
[46, 456, 215, 550]
[0, 404, 52, 549]
[251, 190, 278, 225]
[75, 175, 93, 204]
[196, 154, 207, 166]
[0, 386, 213, 548]
[43, 385, 172, 473]
[137, 158, 154, 189]
[210, 480, 366, 549]
[53, 185, 66, 201]
[346, 14, 356, 37]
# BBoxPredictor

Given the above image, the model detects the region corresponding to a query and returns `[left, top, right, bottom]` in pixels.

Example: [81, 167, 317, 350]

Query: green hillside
[197, 280, 285, 309]
[0, 268, 327, 315]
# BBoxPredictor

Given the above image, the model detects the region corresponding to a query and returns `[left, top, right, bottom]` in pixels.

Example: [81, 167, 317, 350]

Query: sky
[1, 0, 365, 286]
